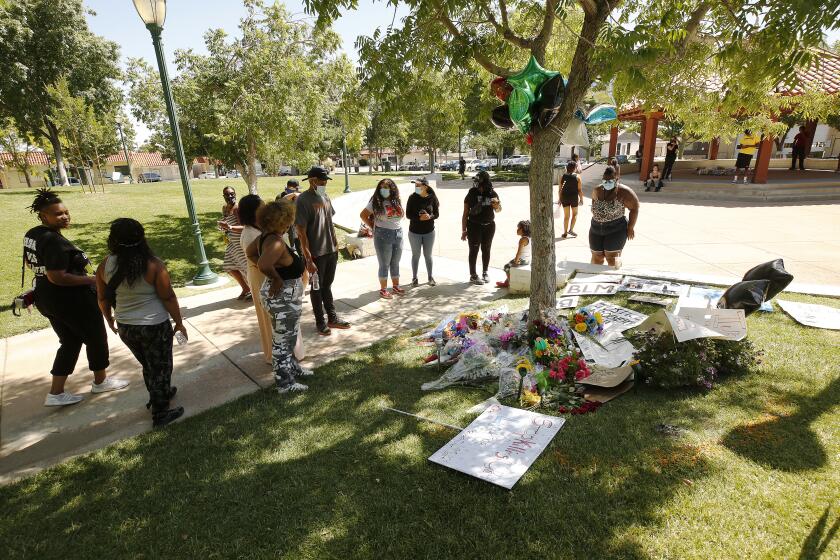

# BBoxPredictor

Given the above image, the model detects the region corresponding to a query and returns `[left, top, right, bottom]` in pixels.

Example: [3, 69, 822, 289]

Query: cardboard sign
[556, 295, 580, 309]
[569, 273, 623, 284]
[777, 300, 840, 330]
[676, 286, 773, 314]
[620, 276, 687, 296]
[573, 330, 636, 368]
[562, 282, 619, 296]
[578, 363, 634, 387]
[629, 294, 673, 307]
[677, 307, 747, 341]
[429, 404, 564, 489]
[587, 299, 648, 332]
[636, 310, 726, 342]
[584, 380, 634, 403]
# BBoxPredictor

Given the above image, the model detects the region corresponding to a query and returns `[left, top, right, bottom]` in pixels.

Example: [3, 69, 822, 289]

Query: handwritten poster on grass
[429, 404, 564, 489]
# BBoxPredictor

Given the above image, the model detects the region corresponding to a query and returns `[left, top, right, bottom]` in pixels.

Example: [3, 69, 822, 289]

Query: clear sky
[85, 0, 408, 142]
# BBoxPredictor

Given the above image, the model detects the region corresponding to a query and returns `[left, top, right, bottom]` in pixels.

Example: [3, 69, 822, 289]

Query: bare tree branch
[433, 1, 516, 76]
[481, 1, 533, 49]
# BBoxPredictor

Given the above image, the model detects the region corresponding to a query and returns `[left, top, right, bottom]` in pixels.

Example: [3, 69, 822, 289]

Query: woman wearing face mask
[405, 177, 439, 287]
[218, 186, 251, 300]
[23, 189, 129, 407]
[589, 166, 640, 268]
[461, 170, 501, 284]
[360, 178, 405, 298]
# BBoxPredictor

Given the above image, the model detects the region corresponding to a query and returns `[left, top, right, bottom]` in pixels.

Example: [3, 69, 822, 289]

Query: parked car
[439, 161, 457, 171]
[198, 172, 217, 179]
[614, 154, 629, 165]
[139, 172, 162, 183]
[278, 165, 292, 176]
[225, 170, 241, 179]
[67, 176, 81, 185]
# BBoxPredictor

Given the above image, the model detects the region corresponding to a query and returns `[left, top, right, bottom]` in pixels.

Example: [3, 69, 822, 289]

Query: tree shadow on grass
[721, 377, 839, 472]
[0, 333, 720, 560]
[67, 212, 229, 288]
[799, 505, 840, 560]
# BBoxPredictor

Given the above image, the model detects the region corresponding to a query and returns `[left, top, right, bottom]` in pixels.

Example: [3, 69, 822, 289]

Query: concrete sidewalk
[0, 254, 506, 484]
[332, 173, 840, 289]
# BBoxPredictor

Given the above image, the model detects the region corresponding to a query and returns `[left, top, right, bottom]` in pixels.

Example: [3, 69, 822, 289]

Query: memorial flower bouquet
[571, 306, 604, 336]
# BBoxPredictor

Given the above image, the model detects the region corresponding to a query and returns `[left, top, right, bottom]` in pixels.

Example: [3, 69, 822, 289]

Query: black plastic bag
[717, 279, 770, 316]
[742, 258, 793, 300]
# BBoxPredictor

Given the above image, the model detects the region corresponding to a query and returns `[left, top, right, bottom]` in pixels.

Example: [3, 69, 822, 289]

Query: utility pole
[342, 125, 351, 193]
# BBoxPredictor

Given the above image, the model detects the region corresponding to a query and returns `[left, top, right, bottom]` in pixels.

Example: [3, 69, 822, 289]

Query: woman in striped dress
[218, 186, 251, 300]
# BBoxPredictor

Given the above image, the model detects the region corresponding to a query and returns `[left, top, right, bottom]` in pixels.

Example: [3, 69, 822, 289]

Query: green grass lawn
[1, 174, 387, 338]
[1, 292, 838, 559]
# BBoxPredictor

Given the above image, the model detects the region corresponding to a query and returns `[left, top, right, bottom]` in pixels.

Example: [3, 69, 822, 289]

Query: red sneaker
[496, 280, 509, 288]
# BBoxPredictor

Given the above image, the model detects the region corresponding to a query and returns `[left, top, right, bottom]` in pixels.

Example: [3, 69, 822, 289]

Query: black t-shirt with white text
[23, 225, 91, 303]
[464, 186, 499, 224]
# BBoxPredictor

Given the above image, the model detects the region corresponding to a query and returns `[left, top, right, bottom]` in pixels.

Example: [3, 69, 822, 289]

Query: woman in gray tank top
[95, 218, 185, 428]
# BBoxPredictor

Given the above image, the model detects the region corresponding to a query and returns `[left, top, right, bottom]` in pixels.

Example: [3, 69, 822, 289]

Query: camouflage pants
[261, 277, 304, 389]
[117, 321, 174, 413]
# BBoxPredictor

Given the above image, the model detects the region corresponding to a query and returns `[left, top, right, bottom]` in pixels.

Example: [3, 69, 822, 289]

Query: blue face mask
[415, 186, 423, 195]
[602, 179, 616, 191]
[379, 188, 391, 199]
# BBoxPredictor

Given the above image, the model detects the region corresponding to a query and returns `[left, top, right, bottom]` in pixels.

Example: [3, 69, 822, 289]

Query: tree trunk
[527, 131, 560, 320]
[245, 134, 259, 194]
[45, 119, 69, 186]
[22, 167, 32, 189]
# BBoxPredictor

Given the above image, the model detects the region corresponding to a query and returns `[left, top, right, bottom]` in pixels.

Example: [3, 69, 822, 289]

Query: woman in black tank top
[557, 161, 583, 239]
[250, 199, 311, 394]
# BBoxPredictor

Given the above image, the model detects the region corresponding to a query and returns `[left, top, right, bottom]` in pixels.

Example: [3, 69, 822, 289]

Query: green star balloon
[505, 56, 560, 134]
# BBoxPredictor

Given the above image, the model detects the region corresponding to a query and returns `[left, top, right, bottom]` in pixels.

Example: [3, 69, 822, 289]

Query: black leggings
[467, 221, 495, 276]
[36, 288, 109, 377]
[662, 158, 676, 179]
[309, 251, 338, 326]
[118, 321, 173, 413]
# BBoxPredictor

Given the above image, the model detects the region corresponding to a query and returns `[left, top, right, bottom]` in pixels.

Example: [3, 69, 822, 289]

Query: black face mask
[224, 193, 236, 202]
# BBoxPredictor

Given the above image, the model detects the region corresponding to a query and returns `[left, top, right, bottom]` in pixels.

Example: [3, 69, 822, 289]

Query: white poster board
[677, 307, 747, 341]
[587, 299, 648, 332]
[636, 310, 726, 342]
[629, 294, 673, 307]
[429, 404, 564, 489]
[676, 286, 773, 314]
[562, 282, 619, 296]
[573, 330, 636, 368]
[569, 273, 623, 284]
[620, 276, 687, 296]
[777, 300, 840, 330]
[556, 295, 580, 309]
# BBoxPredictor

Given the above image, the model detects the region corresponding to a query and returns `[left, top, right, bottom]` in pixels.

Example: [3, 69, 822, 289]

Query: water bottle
[310, 272, 320, 291]
[175, 331, 188, 345]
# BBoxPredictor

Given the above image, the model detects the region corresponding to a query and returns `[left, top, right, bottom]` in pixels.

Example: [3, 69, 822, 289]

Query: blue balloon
[584, 104, 617, 124]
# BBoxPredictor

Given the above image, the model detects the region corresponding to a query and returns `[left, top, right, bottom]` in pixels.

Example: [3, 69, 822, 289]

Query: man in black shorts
[733, 129, 760, 184]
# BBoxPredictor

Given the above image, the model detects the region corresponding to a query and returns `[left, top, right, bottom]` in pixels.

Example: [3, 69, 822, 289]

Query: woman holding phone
[405, 177, 440, 287]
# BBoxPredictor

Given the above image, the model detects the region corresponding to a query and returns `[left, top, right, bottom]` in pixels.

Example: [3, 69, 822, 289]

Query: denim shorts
[589, 217, 628, 253]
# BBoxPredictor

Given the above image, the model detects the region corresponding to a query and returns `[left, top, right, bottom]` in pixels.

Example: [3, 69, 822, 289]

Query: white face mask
[316, 184, 327, 196]
[602, 179, 616, 191]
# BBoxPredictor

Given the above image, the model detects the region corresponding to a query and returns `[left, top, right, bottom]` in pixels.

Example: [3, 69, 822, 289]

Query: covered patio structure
[607, 48, 840, 186]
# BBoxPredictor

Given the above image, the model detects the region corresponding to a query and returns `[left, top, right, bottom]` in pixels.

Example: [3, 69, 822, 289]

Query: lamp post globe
[132, 0, 166, 28]
[134, 0, 217, 285]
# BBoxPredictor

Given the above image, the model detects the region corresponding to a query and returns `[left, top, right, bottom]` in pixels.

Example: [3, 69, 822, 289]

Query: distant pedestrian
[589, 166, 640, 269]
[644, 163, 664, 192]
[218, 186, 251, 300]
[572, 153, 583, 174]
[23, 189, 128, 407]
[462, 170, 501, 284]
[256, 199, 313, 394]
[295, 166, 351, 335]
[283, 178, 301, 197]
[789, 125, 808, 171]
[95, 218, 184, 428]
[406, 177, 439, 287]
[361, 178, 405, 298]
[733, 129, 761, 184]
[495, 220, 531, 289]
[239, 194, 273, 365]
[458, 158, 467, 179]
[662, 137, 679, 180]
[558, 161, 584, 239]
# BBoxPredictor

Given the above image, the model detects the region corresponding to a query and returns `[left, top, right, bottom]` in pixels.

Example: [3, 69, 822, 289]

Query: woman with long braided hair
[95, 218, 185, 427]
[23, 189, 128, 407]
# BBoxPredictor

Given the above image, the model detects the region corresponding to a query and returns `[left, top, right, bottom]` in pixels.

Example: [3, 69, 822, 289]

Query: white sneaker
[91, 377, 130, 394]
[732, 177, 738, 183]
[298, 367, 315, 377]
[743, 177, 749, 184]
[44, 392, 83, 407]
[278, 382, 308, 394]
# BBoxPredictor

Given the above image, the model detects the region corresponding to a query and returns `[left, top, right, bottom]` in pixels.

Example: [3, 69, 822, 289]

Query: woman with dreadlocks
[23, 189, 128, 407]
[95, 218, 185, 427]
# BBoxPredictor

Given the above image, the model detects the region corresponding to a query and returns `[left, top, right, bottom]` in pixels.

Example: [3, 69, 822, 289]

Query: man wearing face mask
[295, 166, 351, 335]
[589, 166, 640, 269]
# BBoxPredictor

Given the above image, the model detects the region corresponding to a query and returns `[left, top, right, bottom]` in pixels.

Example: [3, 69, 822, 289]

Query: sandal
[560, 233, 568, 239]
[568, 231, 577, 237]
[379, 288, 392, 299]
